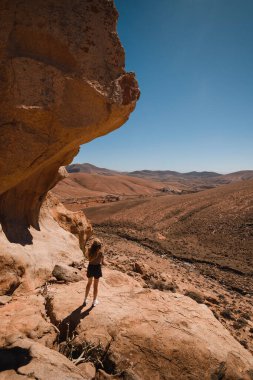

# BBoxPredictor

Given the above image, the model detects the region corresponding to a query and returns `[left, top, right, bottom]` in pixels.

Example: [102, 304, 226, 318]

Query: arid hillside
[85, 179, 253, 288]
[64, 164, 253, 196]
[78, 179, 253, 354]
[53, 172, 170, 197]
[53, 165, 253, 210]
[52, 172, 188, 210]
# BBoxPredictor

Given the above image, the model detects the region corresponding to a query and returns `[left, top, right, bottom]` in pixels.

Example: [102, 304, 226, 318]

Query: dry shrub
[58, 323, 106, 367]
[185, 290, 204, 304]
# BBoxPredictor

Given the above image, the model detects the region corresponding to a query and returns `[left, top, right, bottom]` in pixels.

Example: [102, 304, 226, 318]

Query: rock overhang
[0, 0, 140, 233]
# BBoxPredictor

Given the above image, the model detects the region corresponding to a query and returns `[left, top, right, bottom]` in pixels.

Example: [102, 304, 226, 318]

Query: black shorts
[87, 264, 102, 279]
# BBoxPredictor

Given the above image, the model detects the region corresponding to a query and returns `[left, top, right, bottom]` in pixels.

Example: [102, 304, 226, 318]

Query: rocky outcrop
[0, 339, 88, 380]
[0, 0, 139, 294]
[48, 192, 92, 251]
[46, 268, 253, 380]
[0, 0, 139, 239]
[0, 294, 56, 348]
[52, 264, 83, 283]
[0, 192, 91, 295]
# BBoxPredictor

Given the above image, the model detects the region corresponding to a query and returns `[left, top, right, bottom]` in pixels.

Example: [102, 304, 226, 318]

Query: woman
[84, 238, 105, 307]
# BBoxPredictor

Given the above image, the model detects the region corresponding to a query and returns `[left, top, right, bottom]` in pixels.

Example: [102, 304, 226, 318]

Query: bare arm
[102, 253, 107, 265]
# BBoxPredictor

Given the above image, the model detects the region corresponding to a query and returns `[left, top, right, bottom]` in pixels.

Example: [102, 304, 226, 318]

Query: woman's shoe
[92, 299, 99, 307]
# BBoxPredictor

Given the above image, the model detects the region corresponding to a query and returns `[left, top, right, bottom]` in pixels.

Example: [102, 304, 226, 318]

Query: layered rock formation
[0, 0, 139, 292]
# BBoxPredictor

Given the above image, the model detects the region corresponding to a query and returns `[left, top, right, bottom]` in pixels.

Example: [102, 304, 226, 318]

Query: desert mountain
[128, 169, 222, 180]
[54, 164, 253, 209]
[67, 163, 253, 182]
[52, 171, 183, 205]
[67, 163, 224, 178]
[222, 170, 253, 182]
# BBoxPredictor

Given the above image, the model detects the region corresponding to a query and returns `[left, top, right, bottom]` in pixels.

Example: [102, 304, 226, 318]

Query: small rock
[122, 369, 142, 380]
[95, 369, 118, 379]
[0, 295, 12, 305]
[78, 361, 96, 378]
[52, 264, 83, 283]
[133, 262, 149, 275]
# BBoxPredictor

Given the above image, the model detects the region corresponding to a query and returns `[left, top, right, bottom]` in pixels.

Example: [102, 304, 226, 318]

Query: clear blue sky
[74, 0, 253, 173]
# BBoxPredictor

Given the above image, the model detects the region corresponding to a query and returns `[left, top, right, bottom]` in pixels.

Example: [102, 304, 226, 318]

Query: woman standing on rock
[83, 238, 105, 307]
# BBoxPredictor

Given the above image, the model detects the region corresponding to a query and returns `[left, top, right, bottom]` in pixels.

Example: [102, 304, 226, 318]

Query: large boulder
[0, 339, 88, 380]
[52, 264, 83, 283]
[46, 268, 253, 380]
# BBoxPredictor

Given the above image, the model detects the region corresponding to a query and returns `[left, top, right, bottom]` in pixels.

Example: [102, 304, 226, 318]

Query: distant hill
[67, 163, 119, 176]
[68, 164, 253, 180]
[58, 164, 253, 207]
[222, 170, 253, 182]
[182, 171, 222, 178]
[67, 164, 224, 179]
[52, 172, 183, 206]
[128, 169, 223, 181]
[128, 169, 180, 178]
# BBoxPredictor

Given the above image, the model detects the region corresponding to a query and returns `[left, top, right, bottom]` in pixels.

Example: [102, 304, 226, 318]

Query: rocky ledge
[0, 267, 253, 379]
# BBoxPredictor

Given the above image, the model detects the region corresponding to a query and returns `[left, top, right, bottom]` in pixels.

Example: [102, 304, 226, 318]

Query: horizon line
[69, 162, 253, 176]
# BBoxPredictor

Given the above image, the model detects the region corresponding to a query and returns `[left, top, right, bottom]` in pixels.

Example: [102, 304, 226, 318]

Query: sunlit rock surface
[0, 0, 139, 235]
[0, 0, 139, 292]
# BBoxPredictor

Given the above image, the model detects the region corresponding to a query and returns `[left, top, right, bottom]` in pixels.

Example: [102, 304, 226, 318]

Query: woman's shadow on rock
[58, 304, 93, 343]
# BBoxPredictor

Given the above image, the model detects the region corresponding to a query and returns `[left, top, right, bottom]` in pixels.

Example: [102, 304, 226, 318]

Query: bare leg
[84, 277, 93, 304]
[93, 278, 99, 304]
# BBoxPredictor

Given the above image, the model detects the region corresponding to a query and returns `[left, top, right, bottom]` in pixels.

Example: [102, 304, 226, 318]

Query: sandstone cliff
[0, 0, 139, 292]
[0, 0, 139, 240]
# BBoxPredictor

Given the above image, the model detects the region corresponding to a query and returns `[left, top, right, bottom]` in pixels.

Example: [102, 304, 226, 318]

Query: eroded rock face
[0, 294, 56, 348]
[0, 193, 89, 295]
[48, 192, 92, 252]
[0, 0, 138, 293]
[0, 0, 139, 236]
